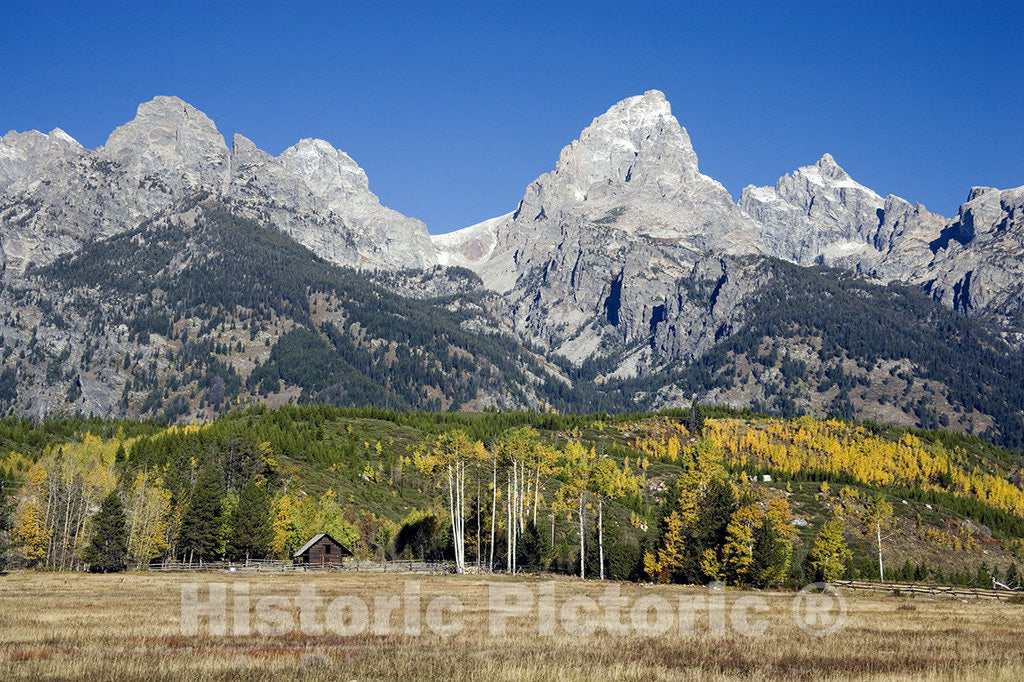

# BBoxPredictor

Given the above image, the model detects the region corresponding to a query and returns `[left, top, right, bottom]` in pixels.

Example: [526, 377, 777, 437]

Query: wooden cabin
[293, 533, 353, 566]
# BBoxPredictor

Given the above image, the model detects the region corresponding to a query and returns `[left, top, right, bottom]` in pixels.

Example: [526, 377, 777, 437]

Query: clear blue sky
[2, 1, 1022, 232]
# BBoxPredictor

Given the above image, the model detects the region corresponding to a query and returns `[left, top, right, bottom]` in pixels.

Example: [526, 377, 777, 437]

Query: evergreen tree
[687, 396, 704, 437]
[519, 519, 551, 572]
[693, 476, 737, 581]
[227, 478, 273, 561]
[83, 490, 129, 573]
[750, 517, 792, 588]
[807, 517, 851, 583]
[1004, 563, 1019, 588]
[976, 562, 992, 588]
[178, 466, 225, 562]
[0, 470, 14, 569]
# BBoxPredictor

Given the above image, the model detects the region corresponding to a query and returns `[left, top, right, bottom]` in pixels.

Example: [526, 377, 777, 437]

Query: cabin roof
[293, 532, 350, 557]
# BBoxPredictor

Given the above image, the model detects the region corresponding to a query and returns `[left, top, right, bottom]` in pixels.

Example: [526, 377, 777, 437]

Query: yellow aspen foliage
[12, 497, 49, 562]
[270, 492, 301, 558]
[126, 473, 172, 564]
[644, 511, 686, 583]
[705, 418, 1024, 518]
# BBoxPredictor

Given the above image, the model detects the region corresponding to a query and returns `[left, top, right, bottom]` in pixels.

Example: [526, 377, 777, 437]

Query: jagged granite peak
[0, 96, 434, 274]
[924, 185, 1024, 324]
[534, 89, 698, 202]
[0, 127, 84, 192]
[739, 153, 891, 266]
[442, 90, 762, 283]
[508, 89, 757, 246]
[102, 95, 229, 189]
[278, 138, 372, 206]
[230, 133, 272, 167]
[228, 136, 436, 270]
[434, 90, 763, 374]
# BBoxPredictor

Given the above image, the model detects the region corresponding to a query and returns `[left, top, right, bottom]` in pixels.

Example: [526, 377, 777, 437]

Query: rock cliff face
[433, 90, 764, 370]
[437, 91, 1023, 372]
[0, 96, 434, 275]
[923, 186, 1024, 327]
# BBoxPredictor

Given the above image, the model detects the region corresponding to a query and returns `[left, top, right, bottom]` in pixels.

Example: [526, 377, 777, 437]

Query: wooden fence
[833, 579, 1023, 601]
[148, 559, 457, 574]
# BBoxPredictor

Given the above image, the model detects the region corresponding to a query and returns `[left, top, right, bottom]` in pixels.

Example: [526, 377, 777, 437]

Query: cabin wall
[302, 538, 343, 565]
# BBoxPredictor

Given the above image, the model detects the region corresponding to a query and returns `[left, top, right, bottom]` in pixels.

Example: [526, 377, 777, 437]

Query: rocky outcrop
[433, 90, 764, 371]
[0, 96, 434, 275]
[923, 186, 1024, 326]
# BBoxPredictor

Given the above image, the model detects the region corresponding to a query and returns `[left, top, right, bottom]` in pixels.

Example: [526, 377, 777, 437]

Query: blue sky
[2, 1, 1022, 232]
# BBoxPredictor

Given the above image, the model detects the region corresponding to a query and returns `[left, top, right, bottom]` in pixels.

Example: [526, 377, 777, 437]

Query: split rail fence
[148, 559, 456, 574]
[833, 579, 1023, 601]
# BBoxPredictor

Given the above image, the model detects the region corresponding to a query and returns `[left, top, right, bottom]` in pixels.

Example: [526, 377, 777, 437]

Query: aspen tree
[414, 430, 485, 574]
[591, 457, 640, 580]
[554, 441, 595, 579]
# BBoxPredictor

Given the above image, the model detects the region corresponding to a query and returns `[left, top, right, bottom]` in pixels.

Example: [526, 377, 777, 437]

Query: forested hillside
[0, 197, 623, 419]
[640, 258, 1024, 448]
[1, 407, 1021, 588]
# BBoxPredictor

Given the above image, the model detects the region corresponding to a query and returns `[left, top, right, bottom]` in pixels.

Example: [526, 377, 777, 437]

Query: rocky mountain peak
[967, 186, 999, 202]
[815, 152, 849, 181]
[740, 153, 890, 265]
[229, 133, 271, 167]
[104, 96, 224, 147]
[541, 89, 699, 204]
[277, 138, 371, 201]
[101, 95, 228, 189]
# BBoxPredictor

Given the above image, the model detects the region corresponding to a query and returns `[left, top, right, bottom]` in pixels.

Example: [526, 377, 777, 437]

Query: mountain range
[1, 91, 1022, 445]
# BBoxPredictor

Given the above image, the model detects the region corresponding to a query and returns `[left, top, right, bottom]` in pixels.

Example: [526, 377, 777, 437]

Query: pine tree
[83, 490, 129, 573]
[178, 466, 224, 562]
[807, 517, 851, 583]
[518, 519, 551, 572]
[1004, 563, 1020, 588]
[750, 517, 793, 588]
[687, 396, 704, 437]
[0, 470, 14, 569]
[976, 562, 992, 588]
[227, 478, 272, 561]
[693, 476, 737, 582]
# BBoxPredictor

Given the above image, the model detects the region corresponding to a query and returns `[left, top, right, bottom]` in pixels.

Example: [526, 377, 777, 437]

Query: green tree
[750, 517, 793, 588]
[693, 476, 738, 582]
[1004, 563, 1020, 588]
[0, 469, 13, 569]
[976, 562, 992, 588]
[178, 466, 225, 562]
[227, 478, 273, 561]
[83, 490, 129, 573]
[518, 519, 551, 572]
[687, 396, 704, 437]
[807, 517, 851, 583]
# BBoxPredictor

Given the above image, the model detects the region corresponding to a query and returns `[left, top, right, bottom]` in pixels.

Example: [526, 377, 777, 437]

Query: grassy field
[2, 572, 1023, 681]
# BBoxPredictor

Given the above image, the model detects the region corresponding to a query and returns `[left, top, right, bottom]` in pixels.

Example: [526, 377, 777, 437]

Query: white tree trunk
[476, 461, 481, 569]
[876, 520, 884, 583]
[489, 457, 496, 571]
[598, 498, 604, 581]
[533, 467, 540, 525]
[506, 476, 513, 573]
[578, 493, 585, 580]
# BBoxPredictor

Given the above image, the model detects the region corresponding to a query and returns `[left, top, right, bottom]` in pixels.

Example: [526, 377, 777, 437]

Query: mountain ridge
[2, 91, 1022, 445]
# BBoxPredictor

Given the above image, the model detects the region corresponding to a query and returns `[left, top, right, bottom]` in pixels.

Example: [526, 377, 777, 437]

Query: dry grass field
[1, 570, 1022, 681]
